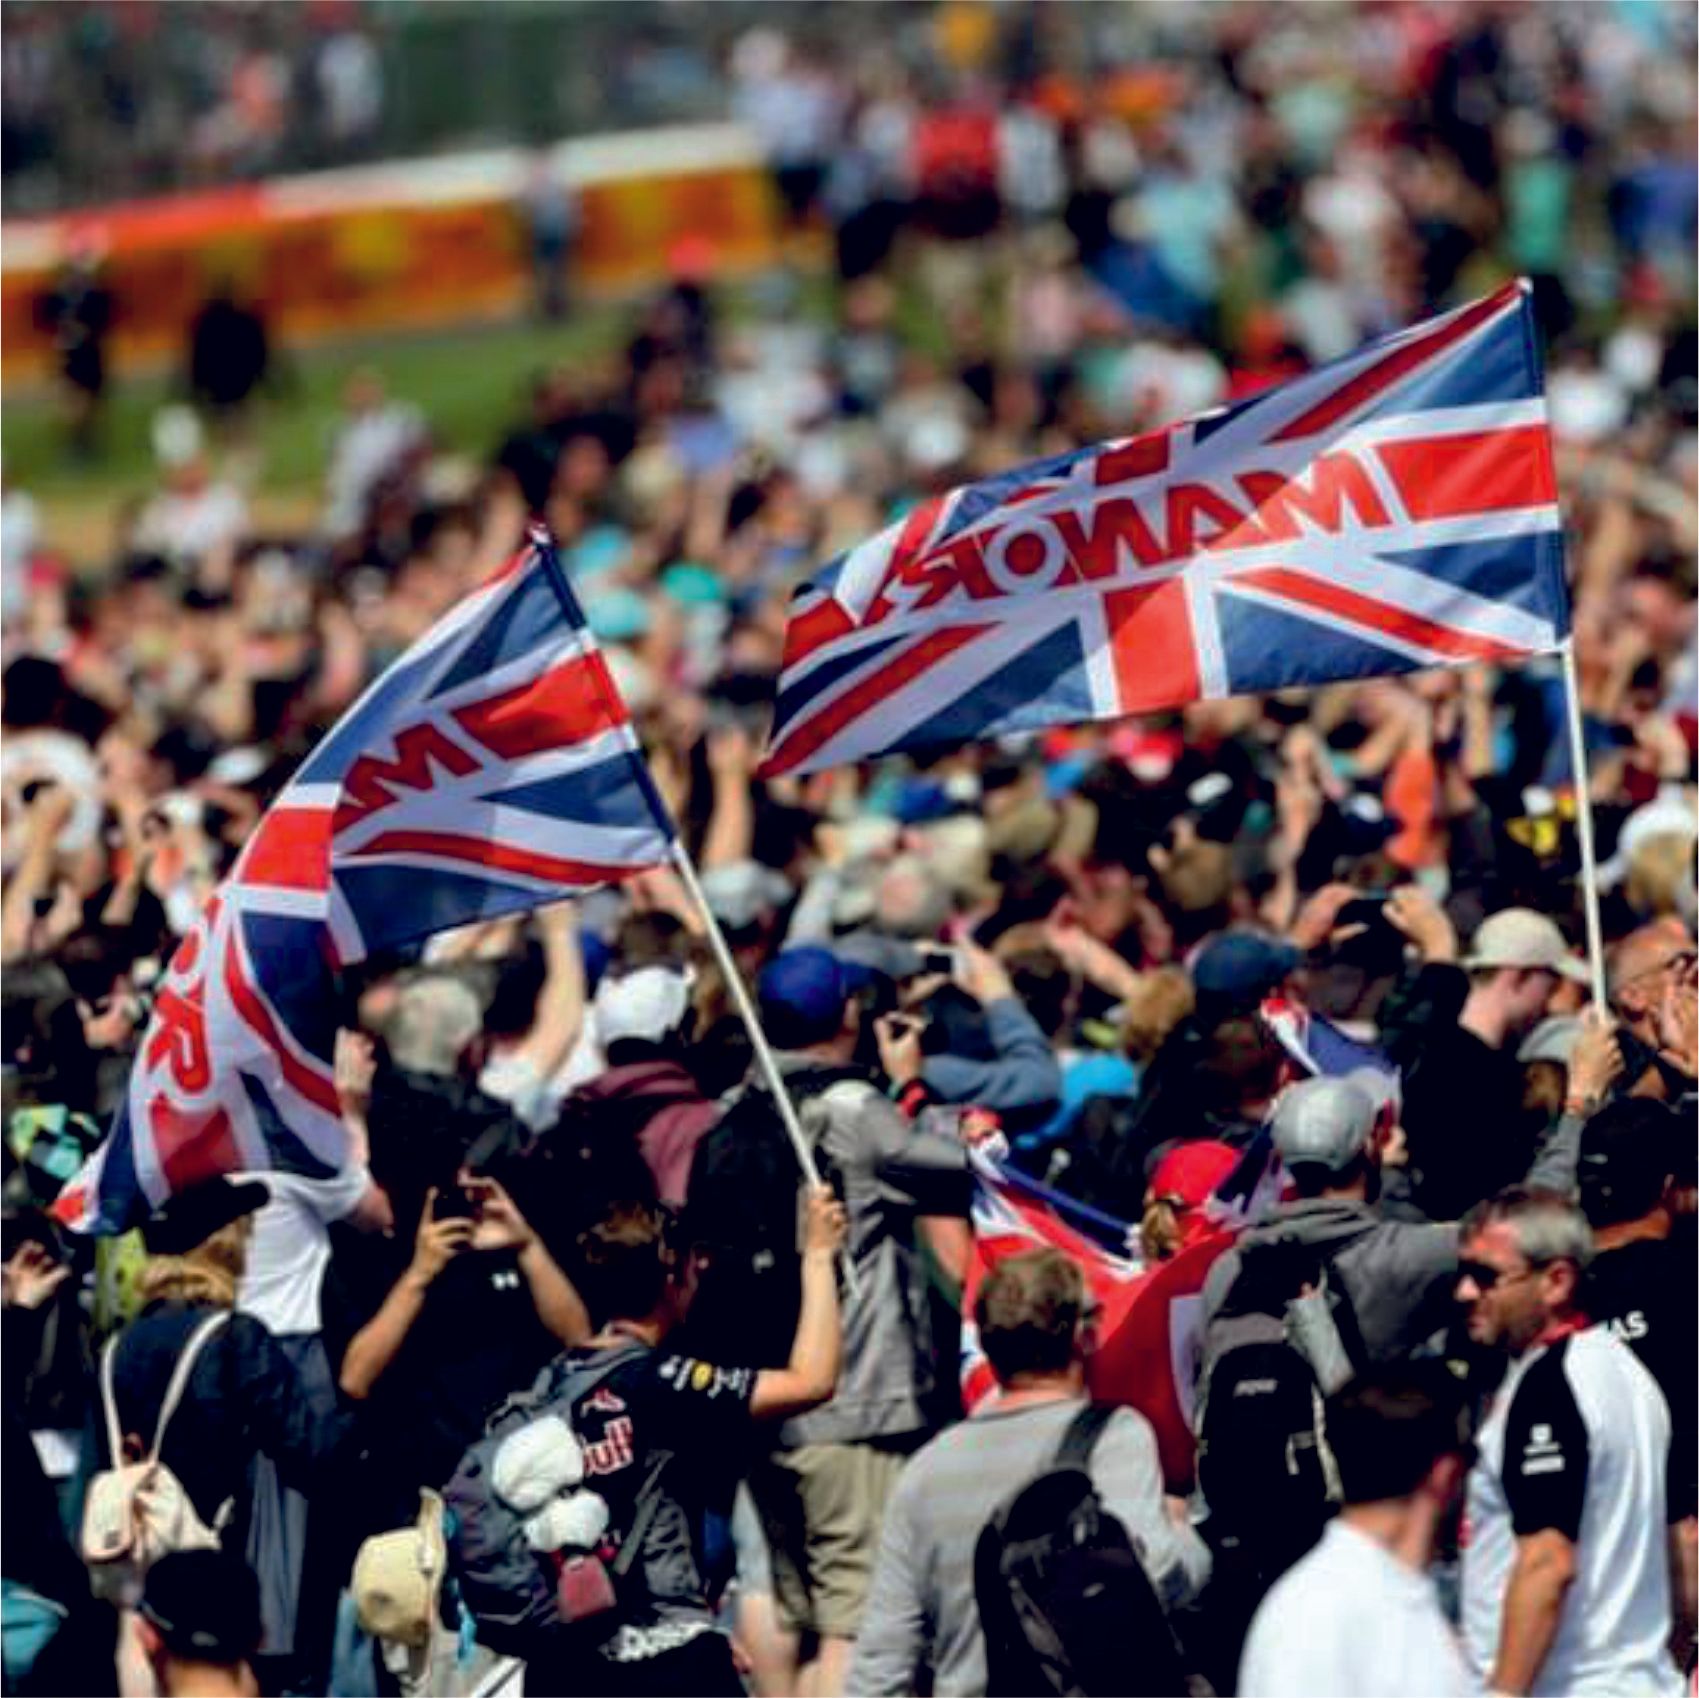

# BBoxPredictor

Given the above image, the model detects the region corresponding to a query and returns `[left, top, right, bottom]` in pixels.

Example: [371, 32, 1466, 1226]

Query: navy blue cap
[139, 1549, 262, 1663]
[1192, 931, 1301, 1011]
[757, 947, 876, 1047]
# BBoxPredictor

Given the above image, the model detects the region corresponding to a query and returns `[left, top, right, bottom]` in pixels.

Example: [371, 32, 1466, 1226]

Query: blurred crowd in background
[0, 3, 1695, 1696]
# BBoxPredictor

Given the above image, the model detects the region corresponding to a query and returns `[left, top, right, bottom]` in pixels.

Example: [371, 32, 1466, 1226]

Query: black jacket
[79, 1300, 350, 1550]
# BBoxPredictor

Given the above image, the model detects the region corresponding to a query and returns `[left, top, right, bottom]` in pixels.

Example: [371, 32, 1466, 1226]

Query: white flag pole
[1559, 638, 1609, 1008]
[665, 840, 823, 1192]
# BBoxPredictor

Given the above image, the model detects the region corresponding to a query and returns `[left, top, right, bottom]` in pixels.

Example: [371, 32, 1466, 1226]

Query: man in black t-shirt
[1578, 1097, 1698, 1661]
[324, 1168, 588, 1545]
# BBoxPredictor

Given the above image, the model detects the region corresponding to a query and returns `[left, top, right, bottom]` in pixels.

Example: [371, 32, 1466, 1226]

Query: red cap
[1148, 1140, 1239, 1209]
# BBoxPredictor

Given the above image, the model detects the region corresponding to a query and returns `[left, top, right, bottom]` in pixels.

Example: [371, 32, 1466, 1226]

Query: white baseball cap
[1462, 908, 1590, 983]
[593, 965, 692, 1046]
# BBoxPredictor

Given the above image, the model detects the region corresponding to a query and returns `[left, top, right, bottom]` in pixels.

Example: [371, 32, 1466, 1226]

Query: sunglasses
[1457, 1259, 1539, 1293]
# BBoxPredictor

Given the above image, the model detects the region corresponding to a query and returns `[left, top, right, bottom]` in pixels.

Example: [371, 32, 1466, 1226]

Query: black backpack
[1194, 1242, 1361, 1569]
[973, 1405, 1188, 1698]
[681, 1071, 850, 1368]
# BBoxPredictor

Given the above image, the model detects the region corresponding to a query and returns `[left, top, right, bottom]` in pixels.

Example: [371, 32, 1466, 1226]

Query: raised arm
[750, 1187, 846, 1419]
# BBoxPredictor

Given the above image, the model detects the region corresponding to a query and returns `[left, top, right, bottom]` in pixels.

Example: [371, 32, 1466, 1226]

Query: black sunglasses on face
[1457, 1259, 1538, 1293]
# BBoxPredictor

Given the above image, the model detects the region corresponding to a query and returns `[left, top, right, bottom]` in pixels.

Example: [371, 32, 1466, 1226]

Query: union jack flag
[764, 280, 1569, 777]
[55, 528, 673, 1234]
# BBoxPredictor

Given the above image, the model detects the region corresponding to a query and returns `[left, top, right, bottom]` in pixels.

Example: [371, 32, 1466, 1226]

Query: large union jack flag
[56, 528, 673, 1234]
[763, 280, 1569, 777]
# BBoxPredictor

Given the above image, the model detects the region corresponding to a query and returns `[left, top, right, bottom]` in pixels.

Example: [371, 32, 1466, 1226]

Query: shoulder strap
[610, 1450, 672, 1581]
[1052, 1402, 1117, 1475]
[148, 1312, 230, 1462]
[98, 1334, 125, 1466]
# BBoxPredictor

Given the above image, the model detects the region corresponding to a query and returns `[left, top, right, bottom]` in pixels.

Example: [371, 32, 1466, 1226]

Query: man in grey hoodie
[1197, 1015, 1612, 1385]
[1197, 1077, 1460, 1380]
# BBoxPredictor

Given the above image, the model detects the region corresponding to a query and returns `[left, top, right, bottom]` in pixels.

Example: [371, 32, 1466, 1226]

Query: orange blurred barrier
[2, 124, 782, 382]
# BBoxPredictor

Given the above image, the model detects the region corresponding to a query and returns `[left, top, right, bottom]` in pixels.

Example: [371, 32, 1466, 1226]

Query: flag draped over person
[55, 527, 673, 1234]
[960, 1154, 1231, 1488]
[763, 279, 1570, 777]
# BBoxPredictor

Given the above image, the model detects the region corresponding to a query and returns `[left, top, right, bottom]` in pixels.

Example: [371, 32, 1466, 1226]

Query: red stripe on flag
[1271, 283, 1519, 443]
[1234, 567, 1526, 663]
[1376, 425, 1557, 520]
[222, 933, 343, 1116]
[1094, 427, 1173, 486]
[349, 830, 644, 889]
[1102, 581, 1202, 712]
[151, 1095, 242, 1197]
[453, 651, 627, 760]
[780, 596, 857, 670]
[758, 624, 991, 777]
[234, 806, 333, 890]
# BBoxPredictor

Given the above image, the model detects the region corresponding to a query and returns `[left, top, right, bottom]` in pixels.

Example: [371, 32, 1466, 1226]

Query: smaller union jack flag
[56, 527, 673, 1235]
[960, 1153, 1231, 1489]
[764, 280, 1570, 777]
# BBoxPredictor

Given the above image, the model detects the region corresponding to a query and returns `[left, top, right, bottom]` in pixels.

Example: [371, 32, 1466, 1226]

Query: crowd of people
[3, 3, 1697, 1696]
[2, 0, 386, 214]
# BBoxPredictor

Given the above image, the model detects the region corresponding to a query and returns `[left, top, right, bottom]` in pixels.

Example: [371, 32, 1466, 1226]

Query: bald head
[1609, 921, 1695, 1033]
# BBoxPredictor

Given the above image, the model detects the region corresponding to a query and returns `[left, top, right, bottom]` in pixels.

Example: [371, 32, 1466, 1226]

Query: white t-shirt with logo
[1239, 1518, 1472, 1698]
[1462, 1325, 1680, 1697]
[237, 1166, 373, 1337]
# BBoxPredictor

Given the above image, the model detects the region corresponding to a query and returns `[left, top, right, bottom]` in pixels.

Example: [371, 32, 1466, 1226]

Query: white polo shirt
[1461, 1324, 1681, 1697]
[1239, 1518, 1472, 1698]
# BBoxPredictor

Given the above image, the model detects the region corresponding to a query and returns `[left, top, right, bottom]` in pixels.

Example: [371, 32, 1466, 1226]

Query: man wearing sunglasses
[1607, 924, 1698, 1105]
[1456, 1187, 1681, 1698]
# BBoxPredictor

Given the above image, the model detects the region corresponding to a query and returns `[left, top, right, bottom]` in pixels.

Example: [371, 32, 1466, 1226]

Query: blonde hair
[136, 1216, 253, 1310]
[1139, 1197, 1184, 1264]
[1626, 832, 1696, 920]
[1119, 968, 1196, 1065]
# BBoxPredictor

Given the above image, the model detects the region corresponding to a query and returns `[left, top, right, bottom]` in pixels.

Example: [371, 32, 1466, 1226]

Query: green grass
[1, 304, 635, 513]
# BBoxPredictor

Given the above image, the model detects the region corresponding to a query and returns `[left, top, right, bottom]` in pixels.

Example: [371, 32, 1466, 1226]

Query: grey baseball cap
[1462, 908, 1590, 983]
[1270, 1077, 1378, 1174]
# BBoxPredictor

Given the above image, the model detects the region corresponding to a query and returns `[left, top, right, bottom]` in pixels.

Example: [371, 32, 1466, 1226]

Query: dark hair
[974, 1248, 1087, 1383]
[577, 1200, 674, 1322]
[1197, 1015, 1286, 1113]
[484, 941, 546, 1041]
[1005, 947, 1072, 1039]
[1578, 1098, 1678, 1227]
[1, 958, 96, 1113]
[613, 912, 689, 970]
[1326, 1363, 1471, 1505]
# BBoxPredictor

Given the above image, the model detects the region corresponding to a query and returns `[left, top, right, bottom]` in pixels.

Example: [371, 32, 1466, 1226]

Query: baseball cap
[1577, 1098, 1680, 1227]
[352, 1489, 448, 1686]
[757, 947, 875, 1048]
[1517, 1015, 1583, 1066]
[142, 1177, 270, 1257]
[138, 1549, 262, 1664]
[1462, 909, 1590, 983]
[1148, 1140, 1240, 1208]
[1192, 931, 1301, 1011]
[593, 965, 692, 1047]
[1271, 1077, 1378, 1174]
